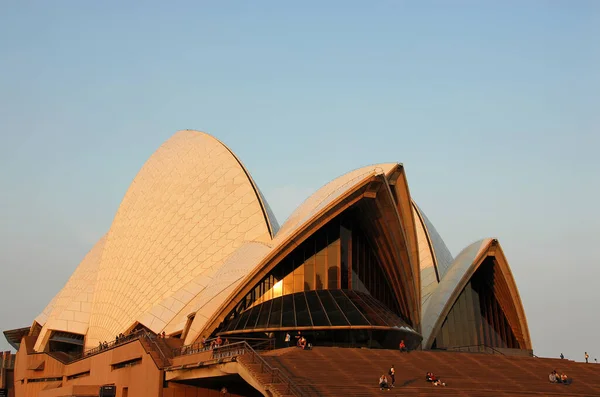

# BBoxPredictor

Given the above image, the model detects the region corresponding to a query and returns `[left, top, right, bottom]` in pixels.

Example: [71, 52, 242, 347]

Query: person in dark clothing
[388, 365, 395, 387]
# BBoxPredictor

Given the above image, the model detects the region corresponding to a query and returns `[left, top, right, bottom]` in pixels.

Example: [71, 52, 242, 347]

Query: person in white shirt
[379, 374, 389, 390]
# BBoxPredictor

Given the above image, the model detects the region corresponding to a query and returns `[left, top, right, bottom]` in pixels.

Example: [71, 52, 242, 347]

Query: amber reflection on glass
[432, 258, 520, 350]
[224, 212, 410, 327]
[248, 220, 342, 309]
[327, 241, 340, 289]
[315, 247, 327, 290]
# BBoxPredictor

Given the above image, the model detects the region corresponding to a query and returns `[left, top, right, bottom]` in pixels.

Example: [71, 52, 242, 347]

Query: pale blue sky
[1, 1, 599, 361]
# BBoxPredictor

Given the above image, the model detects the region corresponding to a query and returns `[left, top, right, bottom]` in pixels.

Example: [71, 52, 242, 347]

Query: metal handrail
[240, 341, 308, 397]
[441, 344, 506, 355]
[59, 330, 159, 364]
[173, 336, 272, 357]
[82, 329, 148, 357]
[144, 334, 171, 366]
[171, 339, 307, 396]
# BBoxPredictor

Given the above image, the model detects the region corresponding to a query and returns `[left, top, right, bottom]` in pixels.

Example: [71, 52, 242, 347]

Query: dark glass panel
[330, 290, 369, 325]
[327, 240, 340, 289]
[254, 300, 272, 329]
[293, 264, 304, 293]
[361, 293, 404, 327]
[268, 297, 283, 328]
[224, 307, 246, 332]
[340, 225, 351, 289]
[315, 250, 327, 290]
[305, 291, 330, 326]
[281, 294, 296, 327]
[224, 314, 240, 332]
[304, 255, 315, 291]
[294, 293, 312, 327]
[263, 276, 273, 302]
[351, 271, 368, 294]
[317, 290, 349, 326]
[244, 293, 253, 312]
[235, 307, 253, 331]
[347, 292, 388, 326]
[283, 265, 294, 296]
[348, 220, 405, 320]
[253, 284, 261, 305]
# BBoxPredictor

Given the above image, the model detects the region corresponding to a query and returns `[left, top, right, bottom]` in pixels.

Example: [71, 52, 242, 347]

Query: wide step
[257, 348, 600, 397]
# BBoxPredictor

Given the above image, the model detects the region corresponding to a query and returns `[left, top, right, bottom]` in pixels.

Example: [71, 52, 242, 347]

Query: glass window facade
[432, 258, 520, 350]
[219, 211, 410, 332]
[221, 290, 410, 333]
[351, 225, 402, 317]
[48, 331, 84, 355]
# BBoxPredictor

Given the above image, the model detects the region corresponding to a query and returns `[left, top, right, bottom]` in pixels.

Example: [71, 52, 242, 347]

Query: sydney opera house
[3, 131, 532, 397]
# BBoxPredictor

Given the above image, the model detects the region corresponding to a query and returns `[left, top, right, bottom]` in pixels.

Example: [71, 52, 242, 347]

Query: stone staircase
[237, 352, 303, 397]
[259, 347, 600, 397]
[139, 335, 174, 368]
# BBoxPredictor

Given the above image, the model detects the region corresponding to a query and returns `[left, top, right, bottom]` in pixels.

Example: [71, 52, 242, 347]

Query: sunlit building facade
[4, 131, 532, 397]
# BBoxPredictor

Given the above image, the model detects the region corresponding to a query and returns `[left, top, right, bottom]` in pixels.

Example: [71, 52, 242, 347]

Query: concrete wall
[163, 383, 248, 397]
[14, 338, 162, 397]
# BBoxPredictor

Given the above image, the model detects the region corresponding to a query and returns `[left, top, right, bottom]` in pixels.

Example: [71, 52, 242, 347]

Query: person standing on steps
[585, 352, 589, 363]
[389, 365, 395, 387]
[284, 332, 291, 347]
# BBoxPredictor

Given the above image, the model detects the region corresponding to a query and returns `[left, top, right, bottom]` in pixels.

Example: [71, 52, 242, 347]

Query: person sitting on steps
[399, 340, 408, 353]
[298, 336, 307, 350]
[560, 373, 572, 385]
[426, 372, 446, 386]
[379, 374, 390, 390]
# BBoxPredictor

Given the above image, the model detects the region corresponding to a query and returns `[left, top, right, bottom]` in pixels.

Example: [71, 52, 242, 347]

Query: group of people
[560, 351, 595, 363]
[95, 329, 153, 353]
[285, 331, 310, 350]
[378, 365, 396, 390]
[179, 335, 232, 355]
[549, 370, 572, 385]
[378, 368, 446, 390]
[204, 335, 230, 349]
[377, 340, 448, 391]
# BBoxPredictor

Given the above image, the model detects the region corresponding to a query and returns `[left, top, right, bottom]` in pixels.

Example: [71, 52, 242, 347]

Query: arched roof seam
[214, 135, 279, 239]
[277, 164, 397, 233]
[411, 201, 441, 283]
[378, 175, 420, 324]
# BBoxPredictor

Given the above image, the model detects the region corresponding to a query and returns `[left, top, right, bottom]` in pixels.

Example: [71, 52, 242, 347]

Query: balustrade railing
[439, 344, 505, 355]
[47, 330, 161, 364]
[171, 338, 308, 397]
[172, 336, 273, 357]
